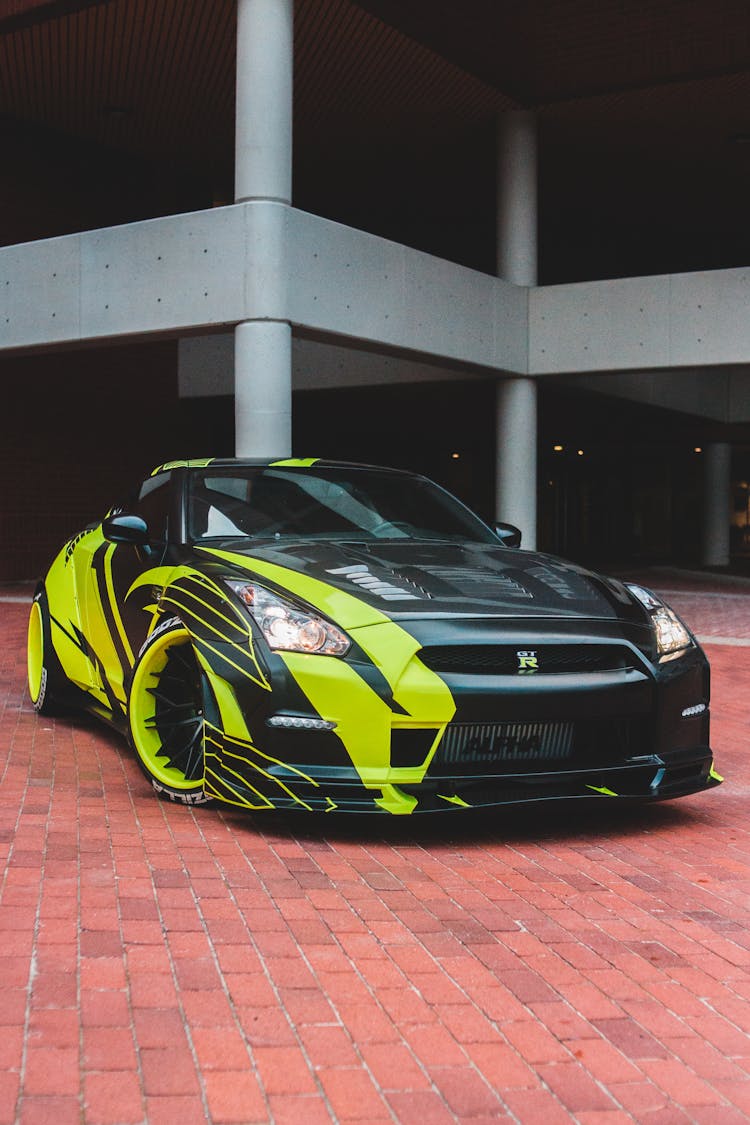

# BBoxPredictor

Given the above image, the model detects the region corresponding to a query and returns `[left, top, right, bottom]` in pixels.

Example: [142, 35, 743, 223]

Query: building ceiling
[358, 1, 750, 105]
[1, 0, 750, 281]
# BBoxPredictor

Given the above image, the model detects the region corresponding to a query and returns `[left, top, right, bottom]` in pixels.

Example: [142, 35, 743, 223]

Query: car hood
[194, 538, 649, 628]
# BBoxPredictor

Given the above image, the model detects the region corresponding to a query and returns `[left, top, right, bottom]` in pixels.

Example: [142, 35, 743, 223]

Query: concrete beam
[286, 210, 528, 374]
[5, 205, 750, 396]
[530, 267, 750, 374]
[0, 204, 527, 374]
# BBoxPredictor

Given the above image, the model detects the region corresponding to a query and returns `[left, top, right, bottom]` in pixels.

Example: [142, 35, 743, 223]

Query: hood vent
[419, 566, 534, 599]
[326, 563, 425, 601]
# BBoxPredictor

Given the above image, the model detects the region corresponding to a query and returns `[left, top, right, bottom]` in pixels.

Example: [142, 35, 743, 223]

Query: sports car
[27, 458, 721, 814]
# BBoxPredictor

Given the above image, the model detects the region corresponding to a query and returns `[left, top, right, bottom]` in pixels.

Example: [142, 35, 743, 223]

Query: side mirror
[102, 512, 150, 547]
[495, 522, 522, 548]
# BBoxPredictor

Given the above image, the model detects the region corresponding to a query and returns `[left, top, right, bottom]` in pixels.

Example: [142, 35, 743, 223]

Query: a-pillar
[702, 442, 732, 568]
[495, 111, 538, 549]
[234, 0, 293, 458]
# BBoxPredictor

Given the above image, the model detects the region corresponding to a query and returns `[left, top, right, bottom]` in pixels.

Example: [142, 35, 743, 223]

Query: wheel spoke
[148, 640, 206, 782]
[156, 718, 204, 779]
[147, 686, 198, 710]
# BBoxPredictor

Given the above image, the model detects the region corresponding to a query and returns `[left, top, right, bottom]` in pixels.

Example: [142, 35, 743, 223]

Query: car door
[76, 471, 177, 716]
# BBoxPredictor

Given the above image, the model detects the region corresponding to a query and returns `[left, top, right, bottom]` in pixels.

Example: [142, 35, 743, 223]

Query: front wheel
[127, 619, 212, 805]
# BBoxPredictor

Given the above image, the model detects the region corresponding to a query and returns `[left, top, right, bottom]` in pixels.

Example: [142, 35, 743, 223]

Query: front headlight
[626, 583, 693, 662]
[226, 580, 350, 656]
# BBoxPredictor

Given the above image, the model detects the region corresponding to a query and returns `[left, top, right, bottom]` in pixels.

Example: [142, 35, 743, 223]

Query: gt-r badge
[516, 650, 539, 673]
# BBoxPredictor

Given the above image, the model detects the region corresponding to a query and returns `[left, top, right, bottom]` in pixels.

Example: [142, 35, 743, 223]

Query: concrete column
[495, 112, 538, 548]
[235, 0, 292, 204]
[496, 378, 538, 550]
[235, 321, 291, 457]
[702, 442, 732, 567]
[496, 110, 538, 286]
[234, 0, 293, 458]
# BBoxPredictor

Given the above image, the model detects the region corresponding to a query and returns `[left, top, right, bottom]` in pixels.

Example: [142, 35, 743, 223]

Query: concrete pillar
[235, 0, 292, 204]
[496, 110, 538, 286]
[495, 112, 538, 549]
[702, 442, 732, 567]
[496, 378, 538, 550]
[235, 321, 291, 457]
[234, 0, 293, 458]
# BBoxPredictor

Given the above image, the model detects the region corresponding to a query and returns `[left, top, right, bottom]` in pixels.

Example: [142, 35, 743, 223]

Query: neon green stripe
[217, 756, 314, 810]
[221, 740, 318, 785]
[161, 581, 253, 637]
[194, 635, 270, 690]
[103, 543, 135, 665]
[268, 458, 320, 467]
[438, 793, 470, 808]
[280, 654, 393, 777]
[202, 665, 257, 741]
[198, 547, 455, 805]
[198, 547, 386, 630]
[150, 457, 214, 476]
[204, 767, 274, 809]
[376, 786, 417, 814]
[131, 567, 271, 690]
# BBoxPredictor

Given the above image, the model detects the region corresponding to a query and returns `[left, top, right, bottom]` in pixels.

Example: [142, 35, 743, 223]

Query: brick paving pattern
[1, 573, 749, 1124]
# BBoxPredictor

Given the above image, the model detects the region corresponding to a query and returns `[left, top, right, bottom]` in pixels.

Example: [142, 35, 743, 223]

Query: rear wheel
[127, 620, 212, 805]
[27, 590, 63, 715]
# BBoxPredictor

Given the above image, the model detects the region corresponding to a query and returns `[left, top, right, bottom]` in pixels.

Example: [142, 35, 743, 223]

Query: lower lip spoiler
[260, 746, 719, 813]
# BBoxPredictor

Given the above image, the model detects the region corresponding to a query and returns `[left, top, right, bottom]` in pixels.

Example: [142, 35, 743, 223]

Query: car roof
[149, 457, 418, 479]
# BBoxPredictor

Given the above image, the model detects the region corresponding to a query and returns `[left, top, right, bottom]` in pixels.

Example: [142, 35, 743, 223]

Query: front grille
[439, 721, 574, 765]
[419, 644, 632, 675]
[430, 717, 648, 775]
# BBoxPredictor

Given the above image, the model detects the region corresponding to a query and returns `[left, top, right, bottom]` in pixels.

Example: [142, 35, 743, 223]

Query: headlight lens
[626, 584, 693, 661]
[226, 580, 350, 656]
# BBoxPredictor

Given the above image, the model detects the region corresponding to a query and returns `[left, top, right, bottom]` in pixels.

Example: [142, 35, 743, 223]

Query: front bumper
[202, 617, 720, 814]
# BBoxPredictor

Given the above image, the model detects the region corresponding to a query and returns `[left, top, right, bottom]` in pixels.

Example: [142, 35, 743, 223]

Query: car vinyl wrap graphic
[127, 566, 334, 811]
[43, 529, 456, 812]
[29, 459, 721, 814]
[129, 568, 328, 811]
[199, 547, 457, 814]
[42, 529, 129, 714]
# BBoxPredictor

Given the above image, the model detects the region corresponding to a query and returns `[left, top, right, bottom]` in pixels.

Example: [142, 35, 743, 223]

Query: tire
[127, 619, 212, 805]
[27, 589, 64, 715]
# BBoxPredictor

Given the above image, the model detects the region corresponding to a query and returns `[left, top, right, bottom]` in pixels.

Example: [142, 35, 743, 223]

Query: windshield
[187, 465, 498, 545]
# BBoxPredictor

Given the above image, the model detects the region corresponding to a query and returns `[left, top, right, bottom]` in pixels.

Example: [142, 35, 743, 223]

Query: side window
[134, 472, 172, 542]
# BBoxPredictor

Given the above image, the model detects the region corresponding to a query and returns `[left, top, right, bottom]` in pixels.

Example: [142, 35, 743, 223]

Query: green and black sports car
[28, 458, 721, 814]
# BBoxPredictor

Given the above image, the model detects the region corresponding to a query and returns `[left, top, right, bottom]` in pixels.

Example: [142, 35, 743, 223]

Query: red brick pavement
[2, 575, 750, 1124]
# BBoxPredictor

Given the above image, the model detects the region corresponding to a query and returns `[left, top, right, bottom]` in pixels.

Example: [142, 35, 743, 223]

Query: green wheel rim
[129, 628, 205, 791]
[27, 600, 44, 705]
